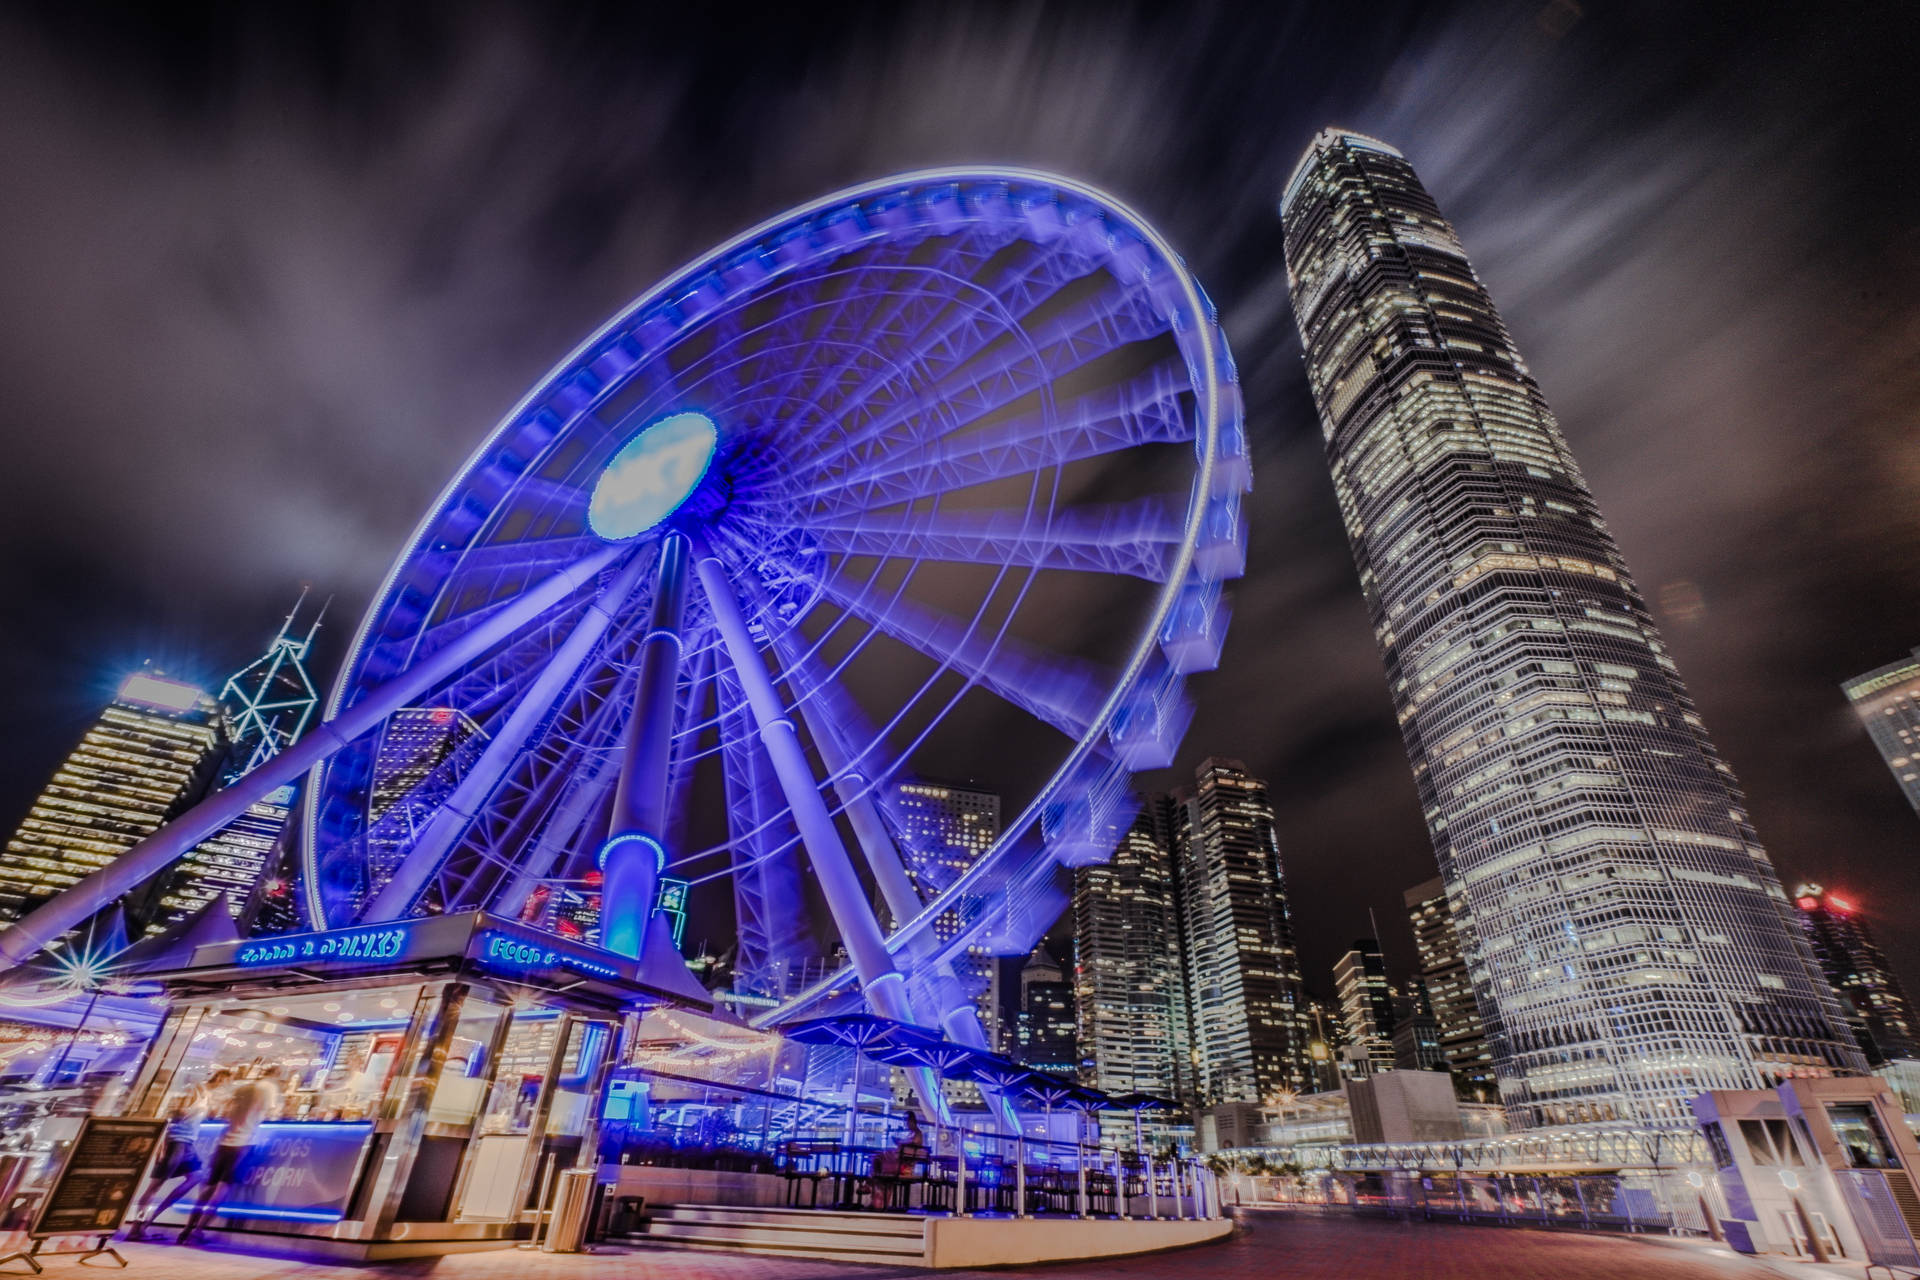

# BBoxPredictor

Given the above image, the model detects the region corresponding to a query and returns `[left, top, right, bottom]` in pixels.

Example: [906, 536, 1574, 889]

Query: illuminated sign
[117, 673, 203, 713]
[236, 922, 416, 968]
[478, 932, 621, 979]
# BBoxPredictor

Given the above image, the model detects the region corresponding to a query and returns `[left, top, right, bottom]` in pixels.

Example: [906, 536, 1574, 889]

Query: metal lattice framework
[0, 171, 1248, 1049]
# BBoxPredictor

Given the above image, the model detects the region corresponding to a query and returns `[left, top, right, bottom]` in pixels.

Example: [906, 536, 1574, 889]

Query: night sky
[1, 1, 1916, 996]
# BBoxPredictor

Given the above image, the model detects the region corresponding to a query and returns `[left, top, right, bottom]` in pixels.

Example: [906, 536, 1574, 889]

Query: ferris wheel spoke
[765, 242, 1084, 443]
[784, 365, 1192, 518]
[811, 565, 1107, 741]
[786, 286, 1171, 491]
[426, 531, 605, 577]
[804, 495, 1185, 582]
[360, 544, 655, 921]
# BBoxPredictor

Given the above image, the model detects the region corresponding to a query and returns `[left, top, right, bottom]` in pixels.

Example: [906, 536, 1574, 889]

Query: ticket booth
[124, 911, 702, 1260]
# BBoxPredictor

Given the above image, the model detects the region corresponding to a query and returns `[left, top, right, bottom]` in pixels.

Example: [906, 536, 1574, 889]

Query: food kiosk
[121, 910, 706, 1260]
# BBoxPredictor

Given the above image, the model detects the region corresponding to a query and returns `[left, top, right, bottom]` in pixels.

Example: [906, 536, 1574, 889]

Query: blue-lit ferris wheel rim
[301, 168, 1245, 995]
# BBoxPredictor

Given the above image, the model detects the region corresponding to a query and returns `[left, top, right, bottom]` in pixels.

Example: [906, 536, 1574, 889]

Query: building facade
[1014, 943, 1078, 1076]
[893, 780, 1002, 1040]
[366, 706, 485, 894]
[1177, 758, 1314, 1102]
[1282, 128, 1861, 1127]
[1404, 875, 1496, 1089]
[1071, 795, 1194, 1099]
[0, 672, 226, 928]
[147, 602, 325, 934]
[1793, 884, 1919, 1065]
[1333, 940, 1398, 1074]
[1843, 649, 1920, 816]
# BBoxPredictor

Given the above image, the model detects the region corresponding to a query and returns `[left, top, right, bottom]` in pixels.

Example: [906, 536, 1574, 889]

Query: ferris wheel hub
[587, 410, 720, 541]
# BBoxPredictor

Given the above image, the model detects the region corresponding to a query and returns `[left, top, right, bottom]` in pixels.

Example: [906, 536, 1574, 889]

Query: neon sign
[236, 923, 415, 968]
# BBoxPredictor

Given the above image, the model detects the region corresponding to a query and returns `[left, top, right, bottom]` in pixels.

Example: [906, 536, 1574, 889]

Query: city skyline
[0, 3, 1914, 1000]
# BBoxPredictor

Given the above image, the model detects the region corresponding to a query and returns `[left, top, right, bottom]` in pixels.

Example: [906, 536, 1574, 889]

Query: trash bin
[542, 1168, 599, 1253]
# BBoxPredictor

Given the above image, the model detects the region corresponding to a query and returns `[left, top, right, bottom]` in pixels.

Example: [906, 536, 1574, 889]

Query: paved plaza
[2, 1209, 1853, 1280]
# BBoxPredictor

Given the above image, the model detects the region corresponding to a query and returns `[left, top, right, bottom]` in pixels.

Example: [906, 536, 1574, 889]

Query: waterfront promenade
[36, 1208, 1844, 1279]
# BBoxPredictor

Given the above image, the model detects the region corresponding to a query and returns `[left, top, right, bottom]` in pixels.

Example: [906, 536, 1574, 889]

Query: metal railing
[599, 1067, 1221, 1221]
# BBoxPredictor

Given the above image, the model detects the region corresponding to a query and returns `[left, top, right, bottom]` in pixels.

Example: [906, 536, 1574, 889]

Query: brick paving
[0, 1207, 1843, 1278]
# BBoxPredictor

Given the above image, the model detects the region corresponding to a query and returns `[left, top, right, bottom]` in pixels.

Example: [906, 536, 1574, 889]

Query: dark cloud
[0, 1, 1916, 991]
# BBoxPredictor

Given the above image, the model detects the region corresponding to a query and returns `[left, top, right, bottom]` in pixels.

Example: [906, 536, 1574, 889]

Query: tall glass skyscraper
[1177, 758, 1313, 1102]
[0, 673, 226, 928]
[1793, 883, 1919, 1066]
[1843, 649, 1920, 816]
[1072, 795, 1195, 1101]
[1281, 129, 1861, 1127]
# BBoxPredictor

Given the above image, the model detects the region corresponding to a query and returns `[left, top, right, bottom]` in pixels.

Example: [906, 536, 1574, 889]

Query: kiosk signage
[0, 1117, 164, 1272]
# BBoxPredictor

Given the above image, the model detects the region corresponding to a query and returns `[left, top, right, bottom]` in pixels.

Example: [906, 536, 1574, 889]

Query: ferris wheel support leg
[761, 627, 1018, 1129]
[692, 541, 949, 1120]
[0, 543, 627, 972]
[362, 545, 655, 923]
[600, 533, 692, 959]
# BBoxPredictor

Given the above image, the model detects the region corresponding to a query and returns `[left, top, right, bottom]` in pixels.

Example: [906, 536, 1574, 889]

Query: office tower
[1333, 940, 1397, 1074]
[1305, 996, 1349, 1091]
[1282, 129, 1861, 1126]
[893, 780, 1001, 1036]
[146, 601, 325, 934]
[1404, 876, 1496, 1089]
[1392, 981, 1447, 1072]
[1794, 884, 1919, 1065]
[0, 673, 226, 927]
[366, 706, 485, 892]
[1843, 650, 1920, 816]
[1072, 795, 1196, 1099]
[1014, 943, 1078, 1076]
[1177, 758, 1313, 1102]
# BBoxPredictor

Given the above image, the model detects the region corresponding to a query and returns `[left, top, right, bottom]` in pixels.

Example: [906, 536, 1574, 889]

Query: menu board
[31, 1118, 164, 1237]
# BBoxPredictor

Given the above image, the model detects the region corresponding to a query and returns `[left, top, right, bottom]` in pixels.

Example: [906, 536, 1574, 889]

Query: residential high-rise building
[1333, 939, 1397, 1074]
[1843, 650, 1920, 816]
[1793, 884, 1919, 1066]
[1014, 943, 1078, 1076]
[1282, 128, 1861, 1127]
[1177, 758, 1313, 1102]
[1072, 795, 1195, 1100]
[0, 672, 227, 928]
[1404, 876, 1495, 1089]
[893, 780, 1001, 1039]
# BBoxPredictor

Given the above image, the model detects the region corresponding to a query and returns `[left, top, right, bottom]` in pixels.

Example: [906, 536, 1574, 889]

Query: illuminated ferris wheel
[1, 171, 1248, 1046]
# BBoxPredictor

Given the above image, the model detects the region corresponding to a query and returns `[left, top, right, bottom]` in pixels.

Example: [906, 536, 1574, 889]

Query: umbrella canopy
[779, 1012, 919, 1054]
[1107, 1091, 1176, 1112]
[864, 1023, 993, 1077]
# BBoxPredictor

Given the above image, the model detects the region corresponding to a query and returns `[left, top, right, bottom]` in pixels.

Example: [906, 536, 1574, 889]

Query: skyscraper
[1843, 650, 1920, 816]
[1282, 128, 1861, 1126]
[1177, 758, 1313, 1102]
[1793, 884, 1919, 1065]
[146, 601, 324, 934]
[1072, 796, 1194, 1099]
[0, 672, 226, 928]
[1014, 943, 1078, 1076]
[1404, 876, 1496, 1090]
[893, 780, 1002, 1039]
[366, 706, 485, 893]
[1333, 940, 1397, 1075]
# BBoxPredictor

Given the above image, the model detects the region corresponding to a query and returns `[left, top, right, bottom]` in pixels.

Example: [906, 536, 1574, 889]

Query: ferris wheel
[0, 171, 1248, 1041]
